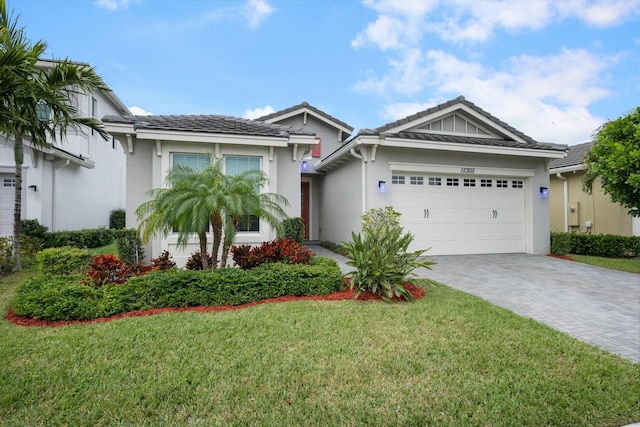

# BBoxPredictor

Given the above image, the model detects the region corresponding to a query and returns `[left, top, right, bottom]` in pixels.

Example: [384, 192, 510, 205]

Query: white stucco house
[104, 96, 567, 265]
[102, 114, 317, 265]
[0, 60, 130, 237]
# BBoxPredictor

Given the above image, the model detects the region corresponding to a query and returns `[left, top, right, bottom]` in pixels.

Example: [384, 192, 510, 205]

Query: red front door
[301, 182, 310, 240]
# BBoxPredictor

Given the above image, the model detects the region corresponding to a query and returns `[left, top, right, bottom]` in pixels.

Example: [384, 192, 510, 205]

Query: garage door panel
[392, 173, 525, 255]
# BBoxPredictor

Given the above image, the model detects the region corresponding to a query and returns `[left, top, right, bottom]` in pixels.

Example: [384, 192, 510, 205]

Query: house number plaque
[460, 168, 476, 174]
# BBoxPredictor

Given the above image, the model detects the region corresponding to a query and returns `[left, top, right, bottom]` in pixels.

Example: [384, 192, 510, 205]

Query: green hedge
[11, 262, 345, 321]
[550, 232, 640, 258]
[45, 228, 113, 249]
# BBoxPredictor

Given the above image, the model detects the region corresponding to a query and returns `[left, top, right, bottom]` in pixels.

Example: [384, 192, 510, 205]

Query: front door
[301, 181, 310, 240]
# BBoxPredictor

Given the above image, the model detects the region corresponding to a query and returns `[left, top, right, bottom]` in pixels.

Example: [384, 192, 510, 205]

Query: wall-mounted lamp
[301, 161, 308, 172]
[28, 185, 37, 192]
[378, 180, 386, 193]
[539, 186, 549, 198]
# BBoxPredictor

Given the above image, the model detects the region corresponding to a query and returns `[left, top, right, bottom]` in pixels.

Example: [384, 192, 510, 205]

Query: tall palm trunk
[197, 231, 209, 270]
[210, 212, 222, 269]
[220, 215, 240, 268]
[12, 133, 24, 272]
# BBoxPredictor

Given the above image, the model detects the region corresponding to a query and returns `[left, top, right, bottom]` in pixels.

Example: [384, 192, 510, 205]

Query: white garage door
[0, 175, 15, 237]
[392, 173, 525, 255]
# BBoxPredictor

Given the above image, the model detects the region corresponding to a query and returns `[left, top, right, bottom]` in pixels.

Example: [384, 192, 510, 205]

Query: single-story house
[104, 96, 568, 265]
[549, 142, 640, 236]
[0, 60, 130, 237]
[102, 114, 317, 265]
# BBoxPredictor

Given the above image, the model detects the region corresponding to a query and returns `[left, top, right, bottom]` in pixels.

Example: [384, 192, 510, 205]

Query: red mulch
[4, 283, 425, 328]
[546, 254, 574, 261]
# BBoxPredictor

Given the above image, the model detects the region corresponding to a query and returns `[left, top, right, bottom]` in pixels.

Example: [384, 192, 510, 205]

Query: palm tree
[136, 158, 289, 269]
[0, 0, 111, 270]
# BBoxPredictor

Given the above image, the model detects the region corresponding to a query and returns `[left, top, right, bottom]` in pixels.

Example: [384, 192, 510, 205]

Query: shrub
[37, 246, 91, 275]
[550, 232, 571, 256]
[550, 232, 640, 258]
[10, 262, 345, 321]
[114, 229, 145, 265]
[44, 228, 113, 249]
[281, 217, 305, 244]
[0, 236, 13, 275]
[20, 219, 48, 239]
[342, 207, 435, 302]
[11, 274, 97, 321]
[231, 238, 314, 269]
[109, 209, 126, 230]
[309, 256, 340, 269]
[83, 254, 130, 288]
[151, 250, 176, 271]
[185, 251, 213, 270]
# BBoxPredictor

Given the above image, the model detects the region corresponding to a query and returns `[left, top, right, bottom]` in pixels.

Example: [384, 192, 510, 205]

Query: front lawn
[570, 254, 640, 274]
[1, 270, 638, 426]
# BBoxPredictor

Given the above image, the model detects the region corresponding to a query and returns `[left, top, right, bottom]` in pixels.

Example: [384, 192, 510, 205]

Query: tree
[583, 107, 640, 217]
[136, 158, 289, 269]
[0, 0, 110, 270]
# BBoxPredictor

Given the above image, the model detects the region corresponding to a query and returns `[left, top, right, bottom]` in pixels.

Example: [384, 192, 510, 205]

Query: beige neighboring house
[549, 142, 640, 236]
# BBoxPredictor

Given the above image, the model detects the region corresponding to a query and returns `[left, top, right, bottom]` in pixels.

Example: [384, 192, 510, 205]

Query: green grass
[88, 240, 118, 256]
[1, 269, 638, 426]
[570, 254, 640, 273]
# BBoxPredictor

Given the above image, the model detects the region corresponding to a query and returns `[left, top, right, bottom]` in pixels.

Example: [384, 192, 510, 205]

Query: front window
[172, 153, 211, 172]
[225, 156, 261, 232]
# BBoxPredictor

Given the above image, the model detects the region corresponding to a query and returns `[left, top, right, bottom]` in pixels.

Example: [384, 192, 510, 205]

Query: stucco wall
[319, 159, 362, 244]
[550, 171, 633, 235]
[272, 115, 344, 162]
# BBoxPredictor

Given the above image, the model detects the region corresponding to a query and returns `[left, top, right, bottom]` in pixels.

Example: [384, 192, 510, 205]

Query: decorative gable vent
[418, 113, 495, 137]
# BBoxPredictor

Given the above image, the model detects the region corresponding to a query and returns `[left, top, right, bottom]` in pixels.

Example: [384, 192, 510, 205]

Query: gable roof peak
[373, 95, 538, 145]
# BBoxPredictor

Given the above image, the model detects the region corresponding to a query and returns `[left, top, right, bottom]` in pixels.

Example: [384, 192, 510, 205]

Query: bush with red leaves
[151, 250, 176, 271]
[83, 254, 129, 288]
[185, 251, 213, 270]
[231, 238, 313, 269]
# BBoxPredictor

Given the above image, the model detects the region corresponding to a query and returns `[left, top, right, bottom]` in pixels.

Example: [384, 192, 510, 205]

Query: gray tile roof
[102, 114, 315, 138]
[361, 96, 567, 152]
[361, 131, 565, 151]
[257, 101, 354, 133]
[549, 142, 591, 169]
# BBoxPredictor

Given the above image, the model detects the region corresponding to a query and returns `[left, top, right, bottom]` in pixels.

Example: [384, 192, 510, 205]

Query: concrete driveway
[309, 246, 640, 363]
[419, 254, 640, 363]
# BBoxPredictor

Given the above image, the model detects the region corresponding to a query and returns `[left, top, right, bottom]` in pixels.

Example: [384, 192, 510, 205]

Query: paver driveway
[418, 254, 640, 363]
[309, 246, 640, 363]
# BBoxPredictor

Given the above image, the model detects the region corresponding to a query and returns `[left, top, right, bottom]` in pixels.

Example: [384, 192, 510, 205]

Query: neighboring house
[104, 95, 567, 265]
[0, 60, 130, 237]
[549, 142, 640, 236]
[102, 114, 317, 265]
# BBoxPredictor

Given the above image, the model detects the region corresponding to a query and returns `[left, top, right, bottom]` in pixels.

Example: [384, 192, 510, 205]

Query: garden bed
[6, 283, 425, 327]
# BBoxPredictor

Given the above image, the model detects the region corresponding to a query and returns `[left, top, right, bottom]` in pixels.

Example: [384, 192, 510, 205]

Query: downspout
[556, 173, 568, 232]
[350, 146, 368, 214]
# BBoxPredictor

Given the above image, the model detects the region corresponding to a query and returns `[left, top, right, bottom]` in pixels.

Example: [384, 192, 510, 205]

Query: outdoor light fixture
[301, 161, 308, 171]
[539, 186, 549, 198]
[378, 180, 386, 193]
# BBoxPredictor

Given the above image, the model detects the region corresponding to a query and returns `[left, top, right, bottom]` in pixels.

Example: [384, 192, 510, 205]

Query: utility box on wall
[568, 201, 580, 226]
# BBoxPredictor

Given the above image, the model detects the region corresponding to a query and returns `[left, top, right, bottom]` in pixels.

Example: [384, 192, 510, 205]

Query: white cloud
[353, 0, 640, 47]
[244, 105, 274, 119]
[556, 0, 640, 27]
[371, 49, 609, 144]
[128, 106, 153, 116]
[94, 0, 138, 11]
[243, 0, 275, 29]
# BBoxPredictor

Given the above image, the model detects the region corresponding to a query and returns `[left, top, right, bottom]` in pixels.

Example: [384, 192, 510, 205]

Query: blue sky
[11, 0, 640, 146]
